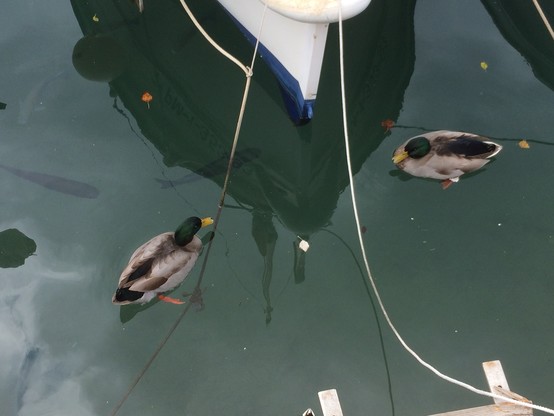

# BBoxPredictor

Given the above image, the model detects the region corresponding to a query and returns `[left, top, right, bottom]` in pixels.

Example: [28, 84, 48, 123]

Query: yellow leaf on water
[92, 14, 99, 22]
[480, 61, 488, 71]
[518, 139, 530, 149]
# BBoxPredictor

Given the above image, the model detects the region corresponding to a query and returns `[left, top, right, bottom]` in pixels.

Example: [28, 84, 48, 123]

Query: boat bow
[217, 0, 371, 124]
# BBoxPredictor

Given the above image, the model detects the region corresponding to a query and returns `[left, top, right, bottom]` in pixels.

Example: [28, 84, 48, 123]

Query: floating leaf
[0, 102, 6, 110]
[92, 14, 99, 22]
[297, 237, 310, 252]
[480, 61, 488, 71]
[380, 119, 395, 132]
[141, 91, 153, 109]
[518, 139, 530, 149]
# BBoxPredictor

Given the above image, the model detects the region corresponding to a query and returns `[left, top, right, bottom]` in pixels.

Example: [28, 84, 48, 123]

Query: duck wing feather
[432, 132, 498, 158]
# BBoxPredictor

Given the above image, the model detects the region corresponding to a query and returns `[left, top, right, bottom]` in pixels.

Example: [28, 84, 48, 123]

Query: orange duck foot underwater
[112, 216, 213, 305]
[392, 130, 502, 189]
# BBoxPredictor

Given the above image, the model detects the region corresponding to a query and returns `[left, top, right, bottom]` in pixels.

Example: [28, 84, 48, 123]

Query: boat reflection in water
[70, 0, 416, 321]
[482, 0, 554, 92]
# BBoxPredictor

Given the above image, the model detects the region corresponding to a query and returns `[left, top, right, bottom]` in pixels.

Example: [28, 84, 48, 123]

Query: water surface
[1, 0, 554, 415]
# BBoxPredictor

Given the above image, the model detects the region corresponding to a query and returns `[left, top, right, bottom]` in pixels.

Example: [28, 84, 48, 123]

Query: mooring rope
[178, 0, 250, 75]
[110, 300, 195, 416]
[337, 3, 554, 413]
[532, 0, 554, 41]
[339, 0, 554, 414]
[190, 1, 268, 290]
[111, 3, 267, 415]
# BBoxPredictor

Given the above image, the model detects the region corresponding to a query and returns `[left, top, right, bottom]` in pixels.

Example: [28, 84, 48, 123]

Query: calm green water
[2, 0, 554, 415]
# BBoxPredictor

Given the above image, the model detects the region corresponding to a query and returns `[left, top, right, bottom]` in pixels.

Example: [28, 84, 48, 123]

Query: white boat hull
[217, 0, 371, 123]
[262, 0, 371, 23]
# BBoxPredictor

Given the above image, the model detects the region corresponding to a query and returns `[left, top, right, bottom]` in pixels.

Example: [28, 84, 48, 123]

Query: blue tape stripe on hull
[225, 12, 316, 124]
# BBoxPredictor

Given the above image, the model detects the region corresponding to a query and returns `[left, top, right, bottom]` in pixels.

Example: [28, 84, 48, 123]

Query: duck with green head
[392, 130, 502, 189]
[112, 216, 213, 305]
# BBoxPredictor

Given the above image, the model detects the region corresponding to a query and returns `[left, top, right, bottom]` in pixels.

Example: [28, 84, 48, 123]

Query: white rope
[178, 1, 268, 202]
[532, 0, 554, 41]
[336, 3, 554, 414]
[179, 0, 251, 76]
[249, 5, 267, 72]
[215, 3, 268, 208]
[178, 1, 268, 279]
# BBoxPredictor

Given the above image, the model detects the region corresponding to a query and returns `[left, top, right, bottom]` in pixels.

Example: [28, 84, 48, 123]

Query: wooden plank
[428, 361, 533, 416]
[318, 389, 344, 416]
[429, 403, 532, 416]
[482, 360, 510, 403]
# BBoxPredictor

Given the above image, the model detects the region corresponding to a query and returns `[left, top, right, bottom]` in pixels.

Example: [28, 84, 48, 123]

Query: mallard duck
[392, 130, 502, 189]
[112, 216, 213, 305]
